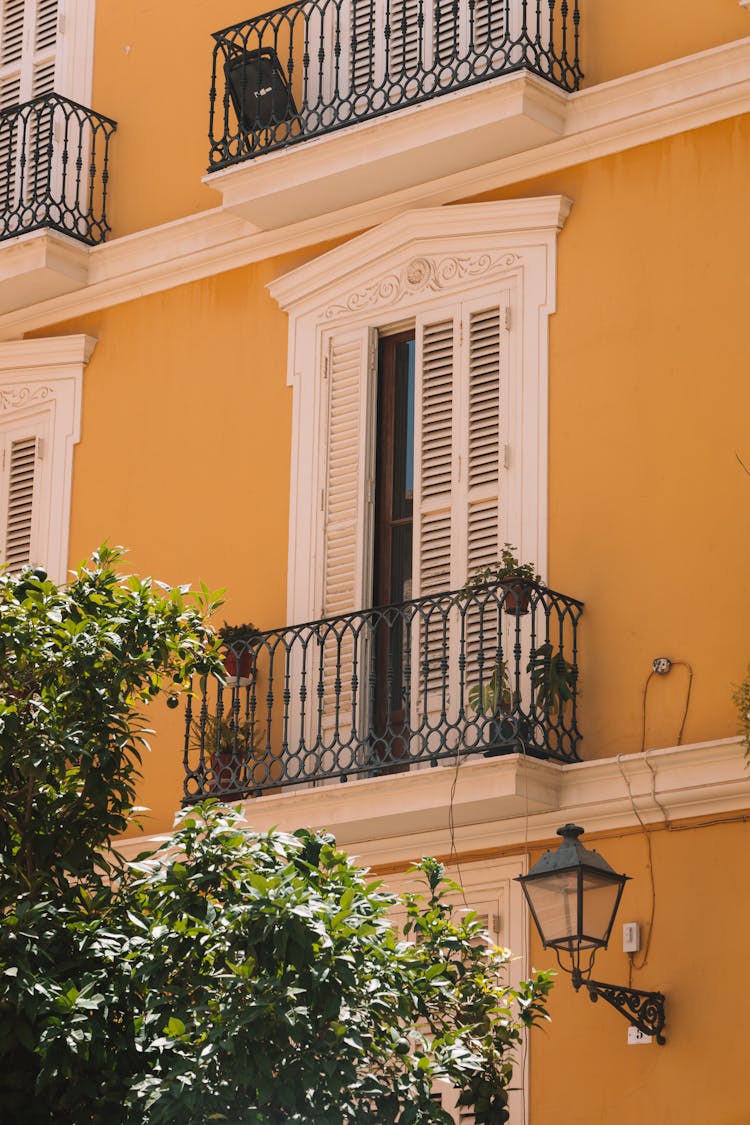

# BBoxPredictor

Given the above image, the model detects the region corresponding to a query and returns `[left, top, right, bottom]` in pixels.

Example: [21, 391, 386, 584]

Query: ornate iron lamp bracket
[572, 969, 666, 1044]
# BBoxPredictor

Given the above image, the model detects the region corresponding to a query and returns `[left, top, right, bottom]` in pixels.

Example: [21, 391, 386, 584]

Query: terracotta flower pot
[224, 649, 254, 680]
[501, 577, 533, 615]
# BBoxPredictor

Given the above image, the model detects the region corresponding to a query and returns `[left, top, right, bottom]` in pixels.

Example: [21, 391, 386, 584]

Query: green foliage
[189, 712, 265, 758]
[527, 643, 576, 716]
[0, 551, 553, 1123]
[219, 621, 260, 646]
[467, 662, 512, 715]
[732, 664, 750, 758]
[0, 546, 221, 898]
[459, 545, 540, 596]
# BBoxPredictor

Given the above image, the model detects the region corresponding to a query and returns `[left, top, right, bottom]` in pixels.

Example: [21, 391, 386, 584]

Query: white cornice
[114, 737, 750, 867]
[1, 38, 750, 337]
[0, 333, 97, 372]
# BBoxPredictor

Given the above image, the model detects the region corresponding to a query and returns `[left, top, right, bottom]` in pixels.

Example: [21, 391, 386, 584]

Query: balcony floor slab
[205, 71, 569, 231]
[0, 229, 89, 314]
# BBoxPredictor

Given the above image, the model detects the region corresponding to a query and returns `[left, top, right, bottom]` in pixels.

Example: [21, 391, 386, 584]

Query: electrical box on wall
[623, 921, 641, 953]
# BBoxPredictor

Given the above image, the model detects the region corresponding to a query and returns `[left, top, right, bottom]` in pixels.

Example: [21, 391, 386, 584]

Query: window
[269, 196, 571, 629]
[0, 0, 96, 217]
[0, 333, 95, 580]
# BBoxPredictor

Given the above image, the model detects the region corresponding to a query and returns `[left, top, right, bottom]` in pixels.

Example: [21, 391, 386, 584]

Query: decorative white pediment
[323, 251, 523, 320]
[268, 196, 571, 318]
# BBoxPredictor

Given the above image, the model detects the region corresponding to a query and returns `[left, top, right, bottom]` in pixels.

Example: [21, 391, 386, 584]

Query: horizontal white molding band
[1, 38, 750, 337]
[115, 737, 750, 869]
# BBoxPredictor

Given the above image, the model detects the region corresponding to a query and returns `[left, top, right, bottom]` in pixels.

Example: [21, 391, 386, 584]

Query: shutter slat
[4, 435, 37, 571]
[420, 318, 453, 501]
[468, 306, 501, 491]
[1, 0, 24, 66]
[35, 0, 58, 52]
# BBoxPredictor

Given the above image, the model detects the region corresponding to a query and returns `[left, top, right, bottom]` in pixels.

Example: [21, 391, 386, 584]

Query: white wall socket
[628, 1026, 653, 1045]
[623, 921, 641, 953]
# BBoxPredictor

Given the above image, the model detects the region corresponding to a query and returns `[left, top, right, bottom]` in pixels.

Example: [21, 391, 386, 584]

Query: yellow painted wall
[34, 115, 750, 832]
[525, 818, 750, 1125]
[90, 0, 750, 237]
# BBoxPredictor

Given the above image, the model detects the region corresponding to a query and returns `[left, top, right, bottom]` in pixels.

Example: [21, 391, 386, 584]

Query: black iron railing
[0, 93, 117, 246]
[208, 0, 582, 168]
[182, 579, 583, 804]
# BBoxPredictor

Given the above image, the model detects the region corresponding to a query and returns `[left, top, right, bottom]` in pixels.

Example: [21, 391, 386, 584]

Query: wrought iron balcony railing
[0, 93, 117, 246]
[182, 578, 583, 804]
[208, 0, 582, 168]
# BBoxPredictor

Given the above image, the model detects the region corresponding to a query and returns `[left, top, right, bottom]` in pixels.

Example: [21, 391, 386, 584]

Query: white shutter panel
[0, 431, 41, 573]
[462, 300, 508, 700]
[320, 328, 375, 753]
[387, 0, 421, 81]
[413, 314, 456, 707]
[350, 0, 377, 92]
[470, 0, 505, 57]
[434, 0, 458, 67]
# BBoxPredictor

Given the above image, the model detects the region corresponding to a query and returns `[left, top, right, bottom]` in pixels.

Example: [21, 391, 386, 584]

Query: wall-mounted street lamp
[517, 824, 666, 1044]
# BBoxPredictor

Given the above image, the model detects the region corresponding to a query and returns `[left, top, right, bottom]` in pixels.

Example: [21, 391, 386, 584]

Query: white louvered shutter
[411, 295, 509, 722]
[0, 424, 43, 573]
[0, 0, 59, 206]
[320, 328, 376, 754]
[412, 312, 457, 714]
[462, 300, 507, 692]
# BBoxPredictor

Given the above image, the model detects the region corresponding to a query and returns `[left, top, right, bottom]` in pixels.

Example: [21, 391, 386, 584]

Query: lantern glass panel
[581, 869, 623, 945]
[524, 870, 579, 946]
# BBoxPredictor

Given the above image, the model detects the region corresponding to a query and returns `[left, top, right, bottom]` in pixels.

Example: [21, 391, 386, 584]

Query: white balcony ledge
[0, 229, 90, 314]
[204, 71, 569, 232]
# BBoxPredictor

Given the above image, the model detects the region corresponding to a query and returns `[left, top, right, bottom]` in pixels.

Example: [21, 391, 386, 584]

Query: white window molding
[269, 196, 571, 625]
[0, 333, 96, 581]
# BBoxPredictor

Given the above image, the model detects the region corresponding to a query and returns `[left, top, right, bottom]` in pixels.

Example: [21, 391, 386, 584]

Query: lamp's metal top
[525, 823, 628, 880]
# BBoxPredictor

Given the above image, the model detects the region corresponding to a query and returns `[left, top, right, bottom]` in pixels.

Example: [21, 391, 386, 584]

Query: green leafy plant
[189, 712, 265, 757]
[468, 661, 513, 715]
[459, 544, 540, 596]
[219, 621, 260, 646]
[0, 551, 554, 1124]
[527, 642, 576, 715]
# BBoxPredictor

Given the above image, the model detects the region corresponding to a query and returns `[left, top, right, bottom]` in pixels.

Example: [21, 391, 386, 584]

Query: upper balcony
[182, 577, 583, 805]
[205, 0, 582, 229]
[0, 93, 116, 312]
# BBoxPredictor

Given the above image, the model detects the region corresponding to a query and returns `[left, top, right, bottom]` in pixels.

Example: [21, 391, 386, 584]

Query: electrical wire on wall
[623, 659, 694, 984]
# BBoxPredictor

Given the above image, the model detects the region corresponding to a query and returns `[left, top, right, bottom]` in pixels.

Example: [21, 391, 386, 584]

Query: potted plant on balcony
[527, 643, 576, 717]
[467, 660, 530, 756]
[460, 544, 540, 615]
[191, 713, 266, 800]
[219, 621, 260, 681]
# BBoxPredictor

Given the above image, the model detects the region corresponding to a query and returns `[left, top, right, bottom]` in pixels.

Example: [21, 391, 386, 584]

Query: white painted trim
[0, 38, 749, 337]
[271, 197, 568, 620]
[0, 334, 96, 581]
[58, 0, 96, 106]
[114, 737, 750, 868]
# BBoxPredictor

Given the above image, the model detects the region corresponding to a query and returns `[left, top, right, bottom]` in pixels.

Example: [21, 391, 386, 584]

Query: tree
[0, 552, 553, 1124]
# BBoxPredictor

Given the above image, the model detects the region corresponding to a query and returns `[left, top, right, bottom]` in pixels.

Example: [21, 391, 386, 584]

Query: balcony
[0, 93, 117, 312]
[205, 0, 582, 229]
[182, 578, 583, 805]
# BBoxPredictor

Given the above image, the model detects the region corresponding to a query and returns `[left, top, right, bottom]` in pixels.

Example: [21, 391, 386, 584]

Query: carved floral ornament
[0, 384, 53, 413]
[323, 251, 522, 320]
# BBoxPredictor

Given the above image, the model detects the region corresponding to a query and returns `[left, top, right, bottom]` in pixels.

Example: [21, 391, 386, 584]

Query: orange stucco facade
[4, 0, 750, 1120]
